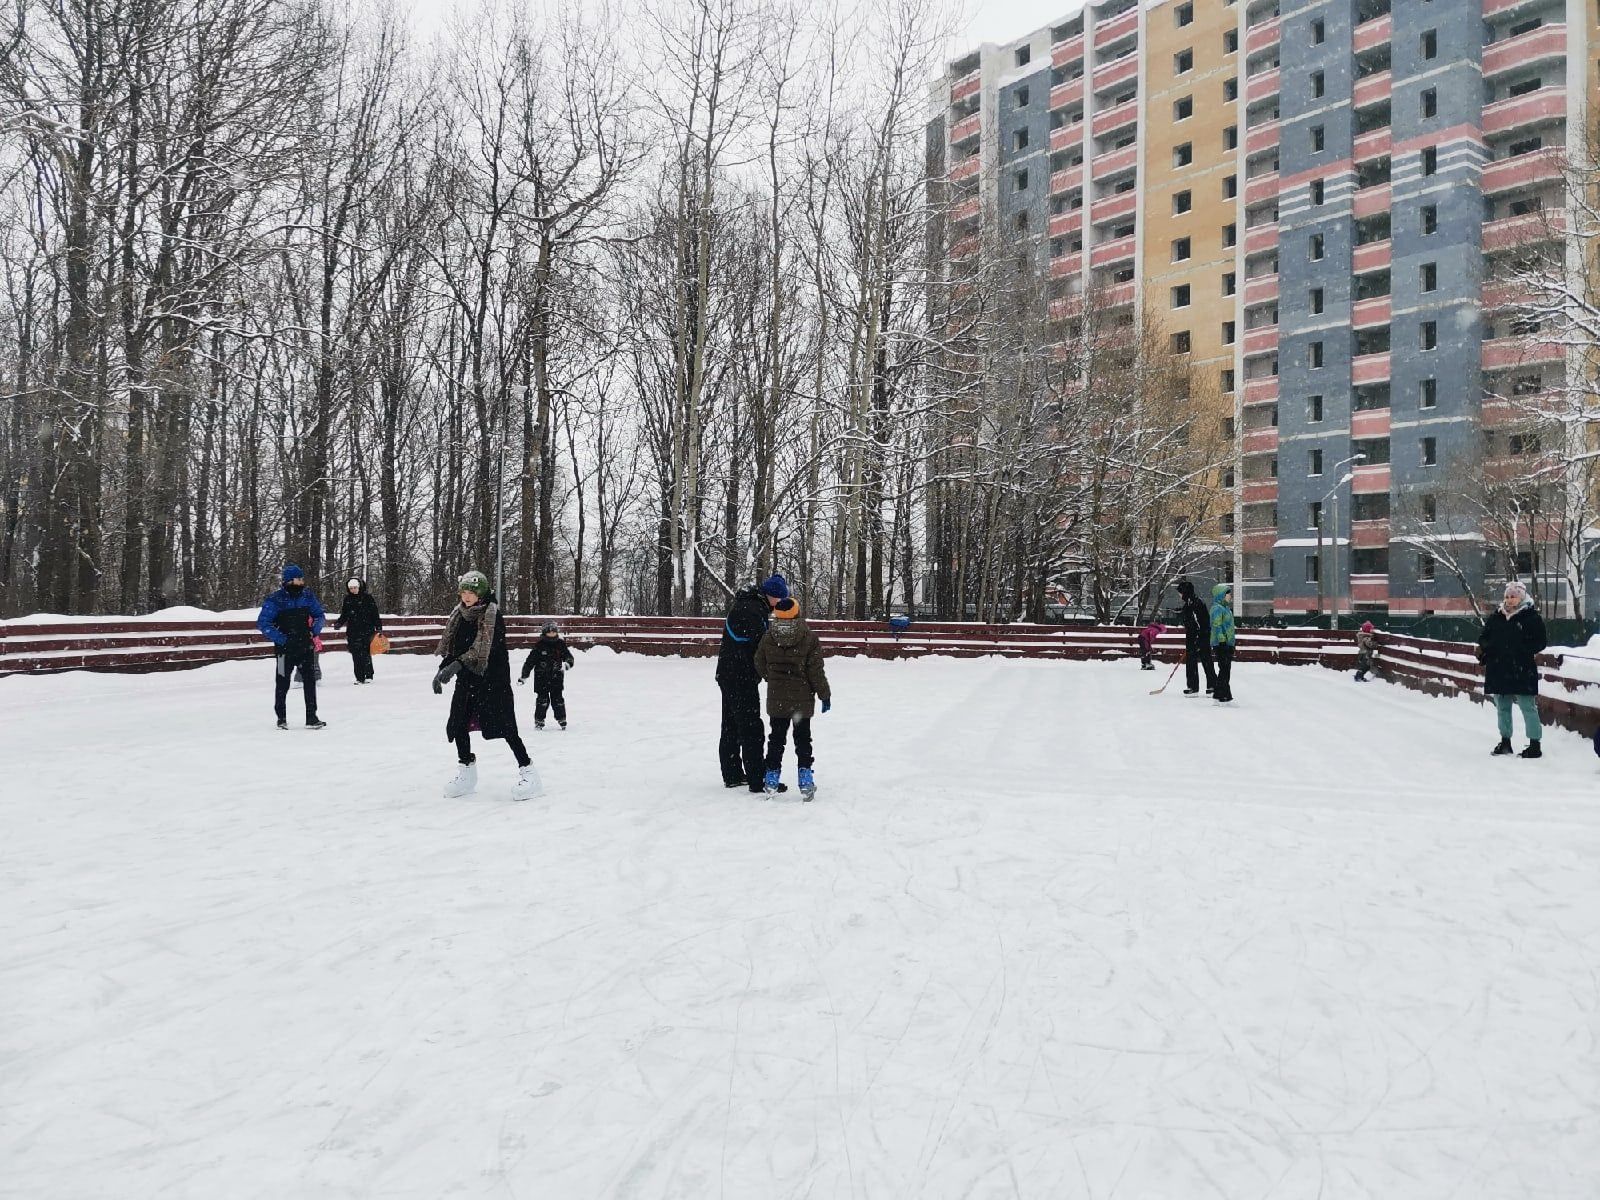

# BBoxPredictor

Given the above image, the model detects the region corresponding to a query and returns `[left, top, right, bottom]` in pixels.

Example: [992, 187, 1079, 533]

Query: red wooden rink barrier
[4, 616, 1598, 736]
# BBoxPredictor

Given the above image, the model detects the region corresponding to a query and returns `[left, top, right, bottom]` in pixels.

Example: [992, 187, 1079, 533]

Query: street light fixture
[1314, 453, 1366, 627]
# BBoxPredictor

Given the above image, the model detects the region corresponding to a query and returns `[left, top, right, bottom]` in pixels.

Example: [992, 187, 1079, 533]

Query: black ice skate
[1491, 738, 1514, 756]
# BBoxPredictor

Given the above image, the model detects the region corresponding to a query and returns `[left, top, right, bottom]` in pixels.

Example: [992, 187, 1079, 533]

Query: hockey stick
[1149, 660, 1182, 695]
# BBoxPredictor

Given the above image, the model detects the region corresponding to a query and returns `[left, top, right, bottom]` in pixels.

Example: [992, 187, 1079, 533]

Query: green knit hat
[457, 569, 489, 594]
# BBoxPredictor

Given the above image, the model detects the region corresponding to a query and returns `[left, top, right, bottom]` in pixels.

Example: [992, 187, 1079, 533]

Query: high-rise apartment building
[930, 0, 1596, 618]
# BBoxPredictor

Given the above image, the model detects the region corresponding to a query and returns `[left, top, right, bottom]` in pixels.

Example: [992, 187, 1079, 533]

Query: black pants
[274, 649, 318, 721]
[349, 631, 374, 681]
[765, 715, 814, 772]
[1214, 643, 1234, 701]
[719, 679, 765, 790]
[535, 678, 566, 725]
[455, 731, 530, 768]
[1184, 640, 1217, 692]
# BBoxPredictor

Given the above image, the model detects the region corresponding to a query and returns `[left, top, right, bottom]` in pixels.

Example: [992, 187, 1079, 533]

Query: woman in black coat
[1476, 581, 1547, 758]
[432, 570, 541, 799]
[334, 578, 383, 683]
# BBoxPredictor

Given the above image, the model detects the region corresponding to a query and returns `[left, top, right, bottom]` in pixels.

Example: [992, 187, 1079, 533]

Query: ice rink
[3, 650, 1598, 1198]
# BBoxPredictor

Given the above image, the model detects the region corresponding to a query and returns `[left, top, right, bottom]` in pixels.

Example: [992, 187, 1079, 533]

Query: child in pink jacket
[1137, 622, 1167, 671]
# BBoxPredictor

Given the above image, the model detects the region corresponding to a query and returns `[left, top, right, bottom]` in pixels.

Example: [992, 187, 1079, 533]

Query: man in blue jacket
[257, 564, 327, 730]
[717, 573, 788, 792]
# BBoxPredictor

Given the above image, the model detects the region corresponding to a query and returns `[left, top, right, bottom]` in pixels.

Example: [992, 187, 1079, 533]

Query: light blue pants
[1494, 694, 1541, 740]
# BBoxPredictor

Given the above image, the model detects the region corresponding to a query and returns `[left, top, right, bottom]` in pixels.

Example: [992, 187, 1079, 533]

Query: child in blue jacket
[257, 564, 327, 729]
[1209, 583, 1236, 704]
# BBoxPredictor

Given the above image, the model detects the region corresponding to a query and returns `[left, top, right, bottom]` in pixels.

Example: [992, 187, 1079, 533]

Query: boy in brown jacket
[753, 597, 831, 800]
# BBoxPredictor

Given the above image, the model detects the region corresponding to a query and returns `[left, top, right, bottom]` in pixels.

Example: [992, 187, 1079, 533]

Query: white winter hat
[348, 578, 361, 589]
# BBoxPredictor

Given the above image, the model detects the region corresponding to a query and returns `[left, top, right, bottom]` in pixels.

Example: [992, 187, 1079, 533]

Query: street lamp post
[1317, 453, 1366, 628]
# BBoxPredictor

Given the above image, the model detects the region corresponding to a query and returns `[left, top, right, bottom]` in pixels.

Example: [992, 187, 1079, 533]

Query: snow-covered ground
[3, 652, 1597, 1199]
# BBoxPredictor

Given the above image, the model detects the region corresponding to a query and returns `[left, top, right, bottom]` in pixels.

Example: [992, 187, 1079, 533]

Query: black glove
[432, 661, 461, 694]
[517, 674, 527, 685]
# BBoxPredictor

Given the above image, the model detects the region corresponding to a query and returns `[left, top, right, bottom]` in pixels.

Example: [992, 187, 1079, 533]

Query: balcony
[1093, 53, 1139, 92]
[1052, 33, 1086, 68]
[1353, 70, 1391, 109]
[1100, 280, 1136, 307]
[950, 233, 979, 259]
[949, 113, 980, 145]
[1090, 190, 1138, 225]
[1351, 463, 1391, 494]
[1093, 7, 1139, 49]
[1050, 165, 1085, 193]
[952, 72, 981, 104]
[1049, 250, 1084, 278]
[1483, 208, 1566, 252]
[1089, 234, 1137, 268]
[951, 195, 980, 224]
[1245, 120, 1280, 156]
[1246, 69, 1280, 105]
[1245, 16, 1281, 56]
[1481, 146, 1564, 195]
[1050, 78, 1085, 109]
[1481, 279, 1529, 311]
[1244, 173, 1280, 205]
[1350, 519, 1390, 550]
[1482, 88, 1566, 138]
[1243, 223, 1277, 257]
[1091, 98, 1139, 139]
[1244, 274, 1279, 305]
[1352, 296, 1391, 328]
[1243, 325, 1278, 358]
[1352, 351, 1391, 386]
[1090, 142, 1139, 179]
[1352, 185, 1390, 220]
[1243, 377, 1280, 405]
[1242, 427, 1278, 455]
[1350, 409, 1390, 440]
[949, 155, 981, 183]
[1050, 122, 1086, 152]
[1484, 23, 1566, 78]
[1048, 210, 1083, 238]
[1482, 338, 1564, 370]
[1350, 575, 1389, 604]
[1354, 127, 1391, 161]
[1244, 531, 1277, 555]
[1485, 0, 1555, 16]
[1242, 481, 1279, 505]
[1352, 14, 1391, 55]
[1352, 239, 1391, 274]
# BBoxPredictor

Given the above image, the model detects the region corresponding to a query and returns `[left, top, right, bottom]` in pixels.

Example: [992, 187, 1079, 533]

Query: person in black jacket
[1477, 581, 1547, 758]
[432, 570, 541, 800]
[333, 578, 383, 684]
[1173, 579, 1217, 696]
[719, 573, 789, 792]
[519, 620, 575, 729]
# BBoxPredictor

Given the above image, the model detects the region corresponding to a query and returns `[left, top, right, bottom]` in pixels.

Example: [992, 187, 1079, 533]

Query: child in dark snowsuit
[1354, 621, 1377, 682]
[519, 621, 576, 729]
[1137, 622, 1167, 670]
[753, 597, 831, 800]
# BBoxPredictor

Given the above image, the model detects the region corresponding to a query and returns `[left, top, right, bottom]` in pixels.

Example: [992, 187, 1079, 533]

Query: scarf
[435, 601, 498, 675]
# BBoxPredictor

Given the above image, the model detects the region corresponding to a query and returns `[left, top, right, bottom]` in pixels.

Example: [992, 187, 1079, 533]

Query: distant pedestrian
[519, 621, 575, 729]
[1137, 621, 1167, 670]
[1174, 580, 1217, 695]
[1354, 621, 1378, 682]
[433, 570, 541, 800]
[718, 573, 788, 793]
[334, 578, 383, 684]
[1210, 583, 1236, 704]
[257, 564, 327, 730]
[754, 597, 831, 801]
[1477, 581, 1547, 758]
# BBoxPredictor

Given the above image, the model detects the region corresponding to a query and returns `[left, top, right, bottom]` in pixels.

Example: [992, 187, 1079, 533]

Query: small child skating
[1137, 621, 1167, 670]
[753, 597, 831, 800]
[1354, 621, 1378, 682]
[1209, 583, 1236, 703]
[519, 621, 575, 729]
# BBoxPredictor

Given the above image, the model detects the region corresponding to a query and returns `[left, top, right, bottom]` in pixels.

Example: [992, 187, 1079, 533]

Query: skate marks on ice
[2, 654, 1599, 1197]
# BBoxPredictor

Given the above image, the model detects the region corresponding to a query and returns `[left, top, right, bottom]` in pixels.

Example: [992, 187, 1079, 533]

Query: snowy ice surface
[3, 653, 1598, 1199]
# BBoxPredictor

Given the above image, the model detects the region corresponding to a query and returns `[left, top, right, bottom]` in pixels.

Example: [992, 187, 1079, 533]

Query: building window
[1224, 77, 1238, 102]
[1016, 44, 1031, 67]
[1421, 146, 1437, 176]
[1420, 377, 1437, 408]
[1421, 436, 1437, 465]
[1422, 29, 1437, 60]
[1420, 321, 1438, 350]
[1421, 88, 1437, 119]
[1015, 169, 1028, 191]
[1223, 125, 1238, 150]
[1174, 189, 1192, 214]
[1310, 233, 1325, 261]
[1013, 129, 1030, 151]
[1224, 28, 1238, 53]
[1421, 204, 1438, 235]
[1221, 513, 1235, 534]
[1173, 236, 1192, 261]
[1172, 284, 1192, 308]
[1310, 448, 1324, 475]
[1176, 1, 1194, 27]
[1309, 341, 1324, 369]
[1311, 71, 1324, 99]
[1221, 369, 1235, 392]
[1311, 179, 1325, 205]
[1420, 262, 1437, 292]
[1223, 319, 1236, 343]
[1224, 174, 1237, 198]
[1222, 222, 1237, 246]
[1311, 125, 1325, 153]
[1016, 86, 1031, 108]
[1306, 555, 1320, 583]
[1175, 48, 1194, 74]
[1309, 394, 1324, 422]
[1312, 17, 1325, 44]
[1221, 416, 1235, 439]
[1174, 142, 1194, 167]
[1311, 287, 1324, 314]
[1223, 271, 1237, 295]
[1421, 495, 1437, 523]
[1172, 331, 1192, 353]
[1175, 96, 1194, 121]
[1418, 554, 1436, 582]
